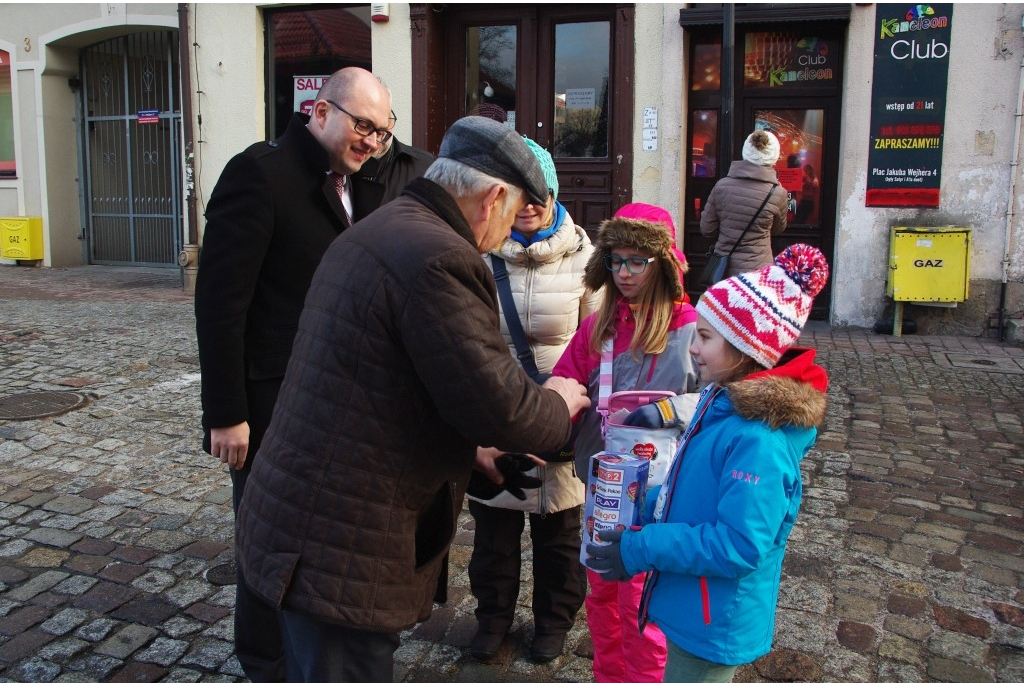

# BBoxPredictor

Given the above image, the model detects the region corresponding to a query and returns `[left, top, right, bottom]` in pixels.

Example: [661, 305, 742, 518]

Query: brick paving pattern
[0, 264, 1022, 682]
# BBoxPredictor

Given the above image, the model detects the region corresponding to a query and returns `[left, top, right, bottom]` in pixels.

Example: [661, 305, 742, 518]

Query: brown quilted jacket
[235, 178, 574, 632]
[700, 160, 789, 276]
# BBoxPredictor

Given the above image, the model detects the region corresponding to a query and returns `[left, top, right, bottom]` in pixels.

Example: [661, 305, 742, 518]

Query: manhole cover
[931, 352, 1024, 374]
[0, 391, 89, 420]
[204, 561, 236, 586]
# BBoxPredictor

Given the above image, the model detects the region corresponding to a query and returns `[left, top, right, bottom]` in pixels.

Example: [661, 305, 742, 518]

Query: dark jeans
[279, 609, 400, 682]
[233, 565, 285, 682]
[468, 501, 584, 636]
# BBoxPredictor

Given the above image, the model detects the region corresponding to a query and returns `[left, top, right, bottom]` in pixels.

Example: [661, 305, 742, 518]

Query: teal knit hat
[521, 137, 558, 200]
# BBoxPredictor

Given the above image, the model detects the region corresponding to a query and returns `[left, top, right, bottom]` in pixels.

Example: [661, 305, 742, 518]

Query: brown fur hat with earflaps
[583, 216, 686, 300]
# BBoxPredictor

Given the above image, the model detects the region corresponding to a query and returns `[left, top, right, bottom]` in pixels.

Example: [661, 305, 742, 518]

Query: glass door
[749, 101, 836, 319]
[754, 107, 824, 235]
[683, 22, 844, 319]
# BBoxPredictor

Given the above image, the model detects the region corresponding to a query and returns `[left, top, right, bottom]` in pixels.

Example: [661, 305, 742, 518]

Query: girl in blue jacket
[587, 244, 830, 682]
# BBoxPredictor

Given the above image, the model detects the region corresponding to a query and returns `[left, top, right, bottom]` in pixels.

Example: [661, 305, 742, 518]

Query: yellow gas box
[1, 216, 44, 260]
[886, 226, 970, 302]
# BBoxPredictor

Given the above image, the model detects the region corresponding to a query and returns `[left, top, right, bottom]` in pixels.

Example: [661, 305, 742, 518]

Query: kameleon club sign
[866, 4, 953, 207]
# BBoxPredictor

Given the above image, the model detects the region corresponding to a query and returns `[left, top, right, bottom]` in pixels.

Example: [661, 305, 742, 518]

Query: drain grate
[0, 391, 89, 420]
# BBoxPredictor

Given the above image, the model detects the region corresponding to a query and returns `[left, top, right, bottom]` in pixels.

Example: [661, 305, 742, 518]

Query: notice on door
[565, 88, 596, 110]
[865, 4, 953, 207]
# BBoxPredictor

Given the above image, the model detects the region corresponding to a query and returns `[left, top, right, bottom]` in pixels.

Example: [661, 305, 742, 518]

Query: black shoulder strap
[727, 182, 778, 258]
[491, 255, 543, 382]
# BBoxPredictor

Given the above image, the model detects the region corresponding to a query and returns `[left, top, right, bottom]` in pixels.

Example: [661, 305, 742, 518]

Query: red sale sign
[293, 75, 329, 116]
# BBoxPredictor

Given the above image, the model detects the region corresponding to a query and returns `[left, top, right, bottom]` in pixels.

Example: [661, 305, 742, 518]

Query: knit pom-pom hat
[521, 137, 559, 200]
[696, 243, 829, 368]
[742, 129, 781, 167]
[584, 209, 686, 301]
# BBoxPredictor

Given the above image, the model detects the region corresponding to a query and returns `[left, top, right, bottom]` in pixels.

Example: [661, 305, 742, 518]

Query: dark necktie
[330, 172, 353, 225]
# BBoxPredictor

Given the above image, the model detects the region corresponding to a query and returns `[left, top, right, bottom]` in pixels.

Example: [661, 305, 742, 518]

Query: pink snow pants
[586, 568, 667, 682]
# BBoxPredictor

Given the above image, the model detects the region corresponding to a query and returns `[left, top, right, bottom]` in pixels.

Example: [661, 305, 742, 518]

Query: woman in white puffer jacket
[467, 137, 602, 664]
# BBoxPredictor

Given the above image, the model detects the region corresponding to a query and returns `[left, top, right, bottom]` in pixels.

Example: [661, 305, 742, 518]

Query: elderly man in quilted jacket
[235, 116, 591, 682]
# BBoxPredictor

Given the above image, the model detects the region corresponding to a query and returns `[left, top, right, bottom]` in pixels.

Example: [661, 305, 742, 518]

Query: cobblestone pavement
[0, 263, 1022, 683]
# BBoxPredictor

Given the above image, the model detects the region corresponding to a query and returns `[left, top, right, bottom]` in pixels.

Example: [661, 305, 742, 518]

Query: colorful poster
[866, 4, 953, 207]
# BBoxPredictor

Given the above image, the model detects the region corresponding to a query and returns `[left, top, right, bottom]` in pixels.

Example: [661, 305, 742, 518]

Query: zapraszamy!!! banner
[866, 4, 953, 207]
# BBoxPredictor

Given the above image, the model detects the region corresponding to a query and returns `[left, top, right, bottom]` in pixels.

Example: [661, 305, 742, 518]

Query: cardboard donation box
[580, 452, 649, 570]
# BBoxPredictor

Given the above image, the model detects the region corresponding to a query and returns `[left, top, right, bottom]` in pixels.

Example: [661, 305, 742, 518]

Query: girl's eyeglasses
[604, 254, 655, 275]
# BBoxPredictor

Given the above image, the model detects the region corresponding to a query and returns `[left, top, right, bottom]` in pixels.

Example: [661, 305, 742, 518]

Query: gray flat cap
[439, 116, 548, 205]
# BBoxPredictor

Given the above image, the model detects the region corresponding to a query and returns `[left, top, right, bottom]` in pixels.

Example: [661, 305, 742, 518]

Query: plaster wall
[188, 3, 265, 243]
[371, 3, 415, 145]
[631, 3, 685, 232]
[834, 3, 1024, 330]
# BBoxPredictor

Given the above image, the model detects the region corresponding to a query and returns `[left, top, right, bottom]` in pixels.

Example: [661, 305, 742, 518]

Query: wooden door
[438, 4, 634, 231]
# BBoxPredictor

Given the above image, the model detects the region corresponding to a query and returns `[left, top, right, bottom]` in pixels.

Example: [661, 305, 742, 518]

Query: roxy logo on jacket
[730, 470, 761, 485]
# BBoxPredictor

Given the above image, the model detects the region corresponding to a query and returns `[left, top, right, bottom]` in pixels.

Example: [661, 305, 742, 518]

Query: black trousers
[468, 500, 585, 635]
[229, 378, 286, 683]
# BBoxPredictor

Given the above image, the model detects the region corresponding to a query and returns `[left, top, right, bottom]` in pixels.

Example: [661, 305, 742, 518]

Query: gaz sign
[294, 75, 329, 115]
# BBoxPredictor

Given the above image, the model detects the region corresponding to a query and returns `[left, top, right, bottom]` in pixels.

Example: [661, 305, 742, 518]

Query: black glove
[623, 398, 677, 428]
[467, 453, 542, 501]
[585, 528, 631, 582]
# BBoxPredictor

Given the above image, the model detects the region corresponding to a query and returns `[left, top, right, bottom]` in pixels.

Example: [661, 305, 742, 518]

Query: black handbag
[698, 251, 729, 289]
[699, 182, 778, 287]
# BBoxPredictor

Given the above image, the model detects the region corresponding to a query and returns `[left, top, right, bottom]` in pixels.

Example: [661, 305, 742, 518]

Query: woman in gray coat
[700, 129, 789, 276]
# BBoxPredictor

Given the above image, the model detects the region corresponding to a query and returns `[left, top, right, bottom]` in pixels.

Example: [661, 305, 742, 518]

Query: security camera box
[580, 452, 649, 570]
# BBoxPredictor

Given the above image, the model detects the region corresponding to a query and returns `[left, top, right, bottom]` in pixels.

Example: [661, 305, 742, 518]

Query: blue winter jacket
[619, 347, 828, 666]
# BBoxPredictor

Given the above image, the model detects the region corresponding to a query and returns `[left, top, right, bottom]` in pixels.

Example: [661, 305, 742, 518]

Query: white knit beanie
[742, 130, 781, 167]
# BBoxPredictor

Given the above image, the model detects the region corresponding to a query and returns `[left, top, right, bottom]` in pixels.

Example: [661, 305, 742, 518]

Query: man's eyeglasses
[325, 100, 394, 144]
[604, 254, 655, 275]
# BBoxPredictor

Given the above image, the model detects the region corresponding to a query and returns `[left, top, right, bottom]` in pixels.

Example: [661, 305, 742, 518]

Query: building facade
[1, 3, 1022, 335]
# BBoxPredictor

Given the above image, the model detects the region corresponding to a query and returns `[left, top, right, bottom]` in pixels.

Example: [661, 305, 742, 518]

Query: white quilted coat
[477, 207, 603, 513]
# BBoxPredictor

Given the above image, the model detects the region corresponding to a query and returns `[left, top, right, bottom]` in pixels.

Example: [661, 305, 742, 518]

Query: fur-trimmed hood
[584, 216, 687, 299]
[727, 347, 827, 430]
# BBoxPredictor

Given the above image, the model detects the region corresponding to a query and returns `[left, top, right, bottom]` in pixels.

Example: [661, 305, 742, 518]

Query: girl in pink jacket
[554, 203, 699, 682]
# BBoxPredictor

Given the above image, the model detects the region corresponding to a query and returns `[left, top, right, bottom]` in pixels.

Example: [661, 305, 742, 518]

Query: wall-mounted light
[483, 81, 494, 98]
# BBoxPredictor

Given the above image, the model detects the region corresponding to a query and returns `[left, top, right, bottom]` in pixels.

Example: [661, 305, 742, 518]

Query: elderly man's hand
[470, 447, 545, 501]
[542, 376, 591, 418]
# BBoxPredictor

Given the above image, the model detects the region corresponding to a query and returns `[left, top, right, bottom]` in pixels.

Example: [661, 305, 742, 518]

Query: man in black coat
[355, 135, 436, 207]
[194, 66, 430, 682]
